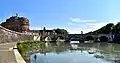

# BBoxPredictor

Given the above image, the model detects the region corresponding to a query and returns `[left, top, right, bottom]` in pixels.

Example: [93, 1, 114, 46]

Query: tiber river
[30, 42, 120, 63]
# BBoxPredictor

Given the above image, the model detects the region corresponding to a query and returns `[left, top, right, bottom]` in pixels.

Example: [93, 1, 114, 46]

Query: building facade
[30, 27, 57, 36]
[1, 15, 29, 32]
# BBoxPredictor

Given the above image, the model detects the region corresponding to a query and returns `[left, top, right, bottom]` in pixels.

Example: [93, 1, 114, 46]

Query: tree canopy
[112, 22, 120, 33]
[86, 22, 120, 34]
[55, 28, 68, 34]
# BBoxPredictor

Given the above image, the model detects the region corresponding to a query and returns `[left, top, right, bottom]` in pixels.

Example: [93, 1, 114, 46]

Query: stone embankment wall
[0, 26, 34, 43]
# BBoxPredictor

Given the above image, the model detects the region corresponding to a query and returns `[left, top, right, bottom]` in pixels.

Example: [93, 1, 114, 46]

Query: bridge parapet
[0, 25, 34, 43]
[84, 34, 112, 42]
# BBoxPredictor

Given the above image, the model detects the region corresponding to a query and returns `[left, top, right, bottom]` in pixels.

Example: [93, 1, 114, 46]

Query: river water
[30, 42, 120, 63]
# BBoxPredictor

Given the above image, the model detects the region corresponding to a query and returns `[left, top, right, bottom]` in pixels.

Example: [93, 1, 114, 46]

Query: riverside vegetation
[17, 41, 65, 63]
[17, 41, 120, 63]
[17, 41, 46, 63]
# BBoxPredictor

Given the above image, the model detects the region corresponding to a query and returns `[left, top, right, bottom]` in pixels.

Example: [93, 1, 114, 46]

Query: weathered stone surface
[0, 42, 17, 63]
[0, 26, 33, 43]
[1, 16, 29, 32]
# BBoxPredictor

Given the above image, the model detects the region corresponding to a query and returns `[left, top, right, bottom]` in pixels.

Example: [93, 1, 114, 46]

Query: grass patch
[17, 41, 45, 56]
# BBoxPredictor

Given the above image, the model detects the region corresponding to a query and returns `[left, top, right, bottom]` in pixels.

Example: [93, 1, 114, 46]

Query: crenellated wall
[0, 26, 34, 43]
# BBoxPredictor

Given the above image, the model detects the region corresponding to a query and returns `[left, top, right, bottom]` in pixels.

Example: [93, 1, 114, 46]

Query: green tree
[86, 22, 120, 34]
[112, 22, 120, 33]
[87, 23, 114, 34]
[55, 28, 68, 34]
[104, 23, 114, 33]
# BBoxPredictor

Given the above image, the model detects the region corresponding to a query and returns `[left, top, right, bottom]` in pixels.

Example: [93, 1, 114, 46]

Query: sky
[0, 0, 120, 34]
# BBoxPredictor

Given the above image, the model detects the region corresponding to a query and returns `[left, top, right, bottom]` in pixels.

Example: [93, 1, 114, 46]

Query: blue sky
[0, 0, 120, 34]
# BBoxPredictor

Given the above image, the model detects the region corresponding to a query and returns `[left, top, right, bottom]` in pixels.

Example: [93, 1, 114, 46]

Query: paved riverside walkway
[0, 42, 17, 63]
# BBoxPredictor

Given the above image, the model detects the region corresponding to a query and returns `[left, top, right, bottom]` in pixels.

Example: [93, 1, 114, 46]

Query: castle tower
[1, 15, 30, 33]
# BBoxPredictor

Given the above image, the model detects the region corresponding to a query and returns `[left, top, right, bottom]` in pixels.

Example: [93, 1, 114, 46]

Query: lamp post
[110, 27, 113, 42]
[81, 31, 83, 42]
[95, 32, 98, 42]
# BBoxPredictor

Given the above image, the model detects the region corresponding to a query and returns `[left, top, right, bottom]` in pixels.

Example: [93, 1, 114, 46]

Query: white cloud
[30, 26, 81, 34]
[30, 27, 42, 30]
[69, 17, 96, 22]
[68, 22, 73, 25]
[68, 17, 120, 33]
[30, 27, 64, 30]
[31, 20, 119, 34]
[86, 21, 118, 32]
[86, 22, 108, 30]
[67, 20, 119, 34]
[66, 27, 95, 34]
[65, 28, 82, 34]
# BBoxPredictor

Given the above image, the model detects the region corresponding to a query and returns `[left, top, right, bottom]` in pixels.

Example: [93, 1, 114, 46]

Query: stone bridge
[83, 34, 113, 42]
[43, 34, 113, 42]
[0, 25, 114, 43]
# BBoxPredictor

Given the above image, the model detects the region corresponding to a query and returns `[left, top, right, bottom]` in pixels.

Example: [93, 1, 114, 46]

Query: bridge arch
[44, 36, 51, 41]
[84, 36, 94, 41]
[56, 36, 65, 41]
[99, 36, 108, 42]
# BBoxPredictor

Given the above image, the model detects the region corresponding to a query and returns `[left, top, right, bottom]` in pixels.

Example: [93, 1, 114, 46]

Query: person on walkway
[34, 55, 37, 60]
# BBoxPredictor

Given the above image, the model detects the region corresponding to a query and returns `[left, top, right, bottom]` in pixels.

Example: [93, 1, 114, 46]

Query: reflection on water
[30, 42, 120, 63]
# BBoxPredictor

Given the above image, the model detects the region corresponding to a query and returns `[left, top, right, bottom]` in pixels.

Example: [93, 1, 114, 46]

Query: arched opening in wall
[44, 36, 51, 41]
[85, 36, 94, 41]
[99, 36, 108, 42]
[56, 36, 65, 42]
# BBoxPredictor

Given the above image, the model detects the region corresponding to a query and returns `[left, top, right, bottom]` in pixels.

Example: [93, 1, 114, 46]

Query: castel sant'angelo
[1, 14, 30, 32]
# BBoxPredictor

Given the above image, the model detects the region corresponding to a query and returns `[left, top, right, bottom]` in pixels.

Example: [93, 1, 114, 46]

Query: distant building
[30, 27, 57, 36]
[1, 14, 29, 32]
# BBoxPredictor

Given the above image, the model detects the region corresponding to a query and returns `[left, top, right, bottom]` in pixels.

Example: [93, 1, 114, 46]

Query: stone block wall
[0, 26, 34, 43]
